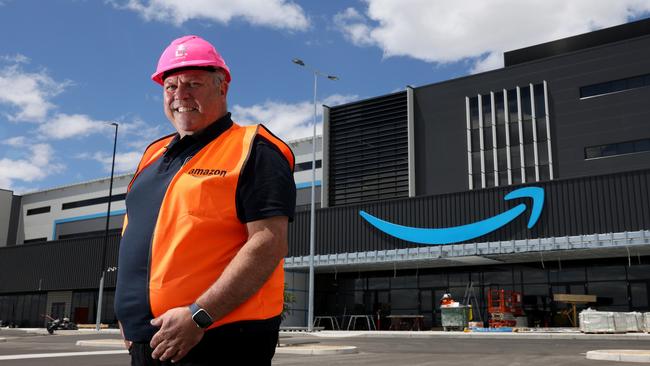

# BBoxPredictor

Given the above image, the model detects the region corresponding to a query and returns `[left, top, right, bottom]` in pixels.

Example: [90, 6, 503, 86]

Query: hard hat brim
[152, 59, 231, 85]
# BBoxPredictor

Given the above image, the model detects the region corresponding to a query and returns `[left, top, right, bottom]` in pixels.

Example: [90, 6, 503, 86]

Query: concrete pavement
[75, 336, 360, 355]
[587, 349, 650, 363]
[6, 327, 650, 362]
[3, 328, 120, 336]
[74, 328, 650, 360]
[301, 329, 650, 341]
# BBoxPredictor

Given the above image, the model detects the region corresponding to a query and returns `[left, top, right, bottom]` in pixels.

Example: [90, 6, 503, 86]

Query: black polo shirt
[115, 113, 296, 342]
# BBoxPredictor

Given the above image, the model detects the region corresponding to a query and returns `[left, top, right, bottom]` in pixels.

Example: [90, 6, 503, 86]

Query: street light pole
[292, 59, 338, 331]
[96, 122, 118, 331]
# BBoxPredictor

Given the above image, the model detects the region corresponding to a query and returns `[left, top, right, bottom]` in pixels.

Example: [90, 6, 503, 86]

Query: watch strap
[189, 303, 213, 329]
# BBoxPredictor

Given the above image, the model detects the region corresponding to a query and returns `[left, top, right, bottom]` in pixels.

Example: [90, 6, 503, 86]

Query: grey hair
[212, 69, 227, 87]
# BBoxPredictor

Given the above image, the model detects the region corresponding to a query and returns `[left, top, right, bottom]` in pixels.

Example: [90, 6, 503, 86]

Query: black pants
[129, 316, 280, 366]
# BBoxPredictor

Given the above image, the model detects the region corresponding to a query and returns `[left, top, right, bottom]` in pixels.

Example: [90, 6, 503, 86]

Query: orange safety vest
[123, 122, 294, 329]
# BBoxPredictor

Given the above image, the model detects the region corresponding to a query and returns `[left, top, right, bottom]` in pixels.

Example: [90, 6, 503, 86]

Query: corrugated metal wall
[0, 233, 120, 293]
[288, 168, 650, 257]
[1, 169, 647, 293]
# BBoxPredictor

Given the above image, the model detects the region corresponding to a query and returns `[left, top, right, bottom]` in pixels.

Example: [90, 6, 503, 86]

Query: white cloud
[88, 151, 142, 174]
[0, 140, 64, 190]
[0, 61, 69, 122]
[333, 8, 375, 46]
[0, 53, 166, 190]
[144, 93, 162, 103]
[118, 117, 166, 145]
[470, 52, 503, 74]
[37, 113, 111, 140]
[36, 113, 165, 178]
[36, 113, 164, 147]
[232, 94, 358, 141]
[0, 54, 30, 64]
[335, 1, 650, 72]
[114, 0, 309, 30]
[4, 136, 26, 147]
[71, 116, 165, 173]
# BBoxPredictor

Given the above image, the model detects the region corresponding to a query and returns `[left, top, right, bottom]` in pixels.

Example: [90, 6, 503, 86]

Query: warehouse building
[0, 136, 322, 327]
[1, 19, 649, 329]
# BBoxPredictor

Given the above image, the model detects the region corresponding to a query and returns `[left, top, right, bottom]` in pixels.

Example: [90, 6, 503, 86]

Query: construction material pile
[579, 309, 646, 333]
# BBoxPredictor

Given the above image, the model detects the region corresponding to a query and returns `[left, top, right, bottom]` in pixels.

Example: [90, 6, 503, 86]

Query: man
[115, 35, 296, 365]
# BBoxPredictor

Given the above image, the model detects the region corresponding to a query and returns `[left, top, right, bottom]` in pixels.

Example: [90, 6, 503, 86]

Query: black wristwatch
[189, 303, 214, 329]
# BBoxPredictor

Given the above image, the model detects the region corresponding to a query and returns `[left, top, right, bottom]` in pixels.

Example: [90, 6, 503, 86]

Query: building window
[294, 159, 322, 172]
[26, 206, 50, 216]
[466, 81, 553, 189]
[61, 193, 127, 210]
[585, 138, 650, 159]
[580, 73, 650, 99]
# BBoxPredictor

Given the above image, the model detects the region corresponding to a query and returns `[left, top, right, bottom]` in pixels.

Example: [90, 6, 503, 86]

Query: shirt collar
[167, 112, 233, 149]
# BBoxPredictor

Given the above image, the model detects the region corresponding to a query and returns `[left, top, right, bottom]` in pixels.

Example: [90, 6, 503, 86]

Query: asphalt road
[275, 335, 647, 365]
[0, 328, 647, 365]
[0, 329, 129, 365]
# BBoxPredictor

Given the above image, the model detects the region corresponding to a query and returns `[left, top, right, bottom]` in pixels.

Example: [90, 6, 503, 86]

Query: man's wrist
[188, 303, 214, 329]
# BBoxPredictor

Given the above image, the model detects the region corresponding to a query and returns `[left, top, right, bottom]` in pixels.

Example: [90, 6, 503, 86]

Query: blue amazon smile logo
[359, 186, 544, 245]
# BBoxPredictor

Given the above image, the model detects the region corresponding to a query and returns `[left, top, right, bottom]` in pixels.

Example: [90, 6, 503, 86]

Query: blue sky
[0, 0, 649, 193]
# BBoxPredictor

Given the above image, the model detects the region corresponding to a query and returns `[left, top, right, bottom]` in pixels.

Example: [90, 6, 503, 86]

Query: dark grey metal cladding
[2, 168, 648, 292]
[414, 34, 650, 197]
[0, 233, 120, 293]
[55, 214, 124, 240]
[7, 195, 21, 246]
[328, 91, 409, 207]
[296, 186, 321, 208]
[287, 169, 650, 257]
[504, 17, 650, 67]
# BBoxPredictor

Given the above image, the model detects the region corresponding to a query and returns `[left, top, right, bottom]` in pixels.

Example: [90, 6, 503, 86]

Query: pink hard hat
[151, 35, 231, 85]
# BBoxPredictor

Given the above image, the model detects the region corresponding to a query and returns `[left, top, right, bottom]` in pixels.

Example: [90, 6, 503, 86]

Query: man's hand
[149, 306, 204, 362]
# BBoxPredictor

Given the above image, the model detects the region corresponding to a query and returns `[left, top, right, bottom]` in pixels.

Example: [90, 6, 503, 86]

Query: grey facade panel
[504, 17, 650, 67]
[0, 234, 120, 294]
[296, 186, 321, 207]
[7, 195, 21, 246]
[413, 34, 650, 197]
[0, 190, 12, 247]
[288, 169, 650, 257]
[55, 214, 125, 239]
[322, 106, 330, 208]
[413, 84, 469, 196]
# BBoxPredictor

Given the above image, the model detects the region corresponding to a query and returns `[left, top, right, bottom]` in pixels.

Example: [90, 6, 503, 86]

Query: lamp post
[292, 58, 338, 331]
[96, 122, 118, 331]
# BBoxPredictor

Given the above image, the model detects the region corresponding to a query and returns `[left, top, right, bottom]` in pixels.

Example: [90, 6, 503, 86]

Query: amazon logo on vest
[359, 186, 544, 245]
[187, 168, 227, 177]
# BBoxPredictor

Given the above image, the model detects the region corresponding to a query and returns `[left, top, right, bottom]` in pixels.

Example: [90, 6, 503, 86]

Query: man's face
[163, 69, 228, 137]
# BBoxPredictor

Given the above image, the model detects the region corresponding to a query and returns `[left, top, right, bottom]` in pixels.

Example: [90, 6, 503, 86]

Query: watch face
[193, 309, 213, 328]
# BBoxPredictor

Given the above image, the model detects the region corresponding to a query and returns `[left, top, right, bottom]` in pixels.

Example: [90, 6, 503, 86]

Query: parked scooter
[0, 319, 16, 328]
[44, 315, 78, 334]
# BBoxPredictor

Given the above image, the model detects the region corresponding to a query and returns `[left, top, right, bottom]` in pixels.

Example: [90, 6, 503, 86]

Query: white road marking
[0, 350, 128, 360]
